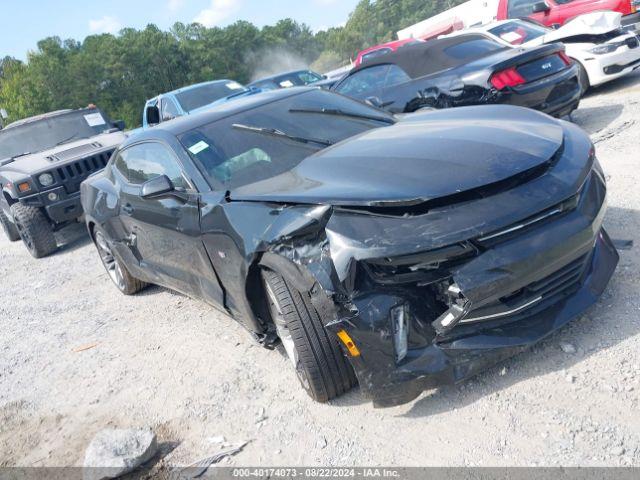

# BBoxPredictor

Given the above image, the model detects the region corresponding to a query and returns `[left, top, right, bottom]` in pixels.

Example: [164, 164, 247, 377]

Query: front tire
[262, 269, 357, 403]
[10, 204, 57, 258]
[0, 210, 20, 242]
[93, 227, 146, 295]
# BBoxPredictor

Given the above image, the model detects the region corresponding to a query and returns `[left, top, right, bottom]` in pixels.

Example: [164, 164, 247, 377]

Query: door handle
[122, 203, 134, 215]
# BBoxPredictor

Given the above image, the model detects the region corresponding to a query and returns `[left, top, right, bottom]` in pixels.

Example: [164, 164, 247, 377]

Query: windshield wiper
[232, 123, 334, 147]
[289, 107, 395, 125]
[55, 132, 90, 146]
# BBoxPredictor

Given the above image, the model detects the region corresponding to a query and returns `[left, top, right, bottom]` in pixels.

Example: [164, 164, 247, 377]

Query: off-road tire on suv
[0, 210, 20, 242]
[262, 269, 357, 402]
[93, 226, 146, 295]
[10, 204, 57, 258]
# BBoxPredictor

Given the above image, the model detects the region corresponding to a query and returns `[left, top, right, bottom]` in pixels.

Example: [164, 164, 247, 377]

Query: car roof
[350, 33, 501, 79]
[4, 109, 79, 129]
[125, 87, 314, 143]
[148, 79, 241, 102]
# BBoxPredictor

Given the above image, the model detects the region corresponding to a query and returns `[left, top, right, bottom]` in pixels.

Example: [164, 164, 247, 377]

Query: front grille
[512, 252, 589, 301]
[477, 191, 580, 247]
[461, 252, 591, 325]
[53, 150, 113, 193]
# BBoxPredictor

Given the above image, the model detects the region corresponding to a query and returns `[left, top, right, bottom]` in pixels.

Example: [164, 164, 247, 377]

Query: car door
[380, 64, 419, 113]
[114, 141, 223, 304]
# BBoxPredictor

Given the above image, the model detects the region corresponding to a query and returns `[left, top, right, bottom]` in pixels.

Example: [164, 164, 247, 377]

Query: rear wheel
[93, 227, 146, 295]
[10, 204, 57, 258]
[0, 210, 20, 242]
[262, 269, 357, 402]
[577, 61, 590, 96]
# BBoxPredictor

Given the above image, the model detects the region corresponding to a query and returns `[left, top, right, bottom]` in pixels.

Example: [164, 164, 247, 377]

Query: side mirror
[145, 105, 160, 126]
[532, 1, 550, 13]
[141, 175, 174, 199]
[365, 96, 384, 109]
[113, 120, 126, 131]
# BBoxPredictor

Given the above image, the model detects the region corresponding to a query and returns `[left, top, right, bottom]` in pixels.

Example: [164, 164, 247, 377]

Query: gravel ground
[1, 72, 639, 469]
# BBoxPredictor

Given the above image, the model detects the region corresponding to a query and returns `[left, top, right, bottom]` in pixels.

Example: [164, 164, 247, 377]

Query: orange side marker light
[337, 330, 361, 357]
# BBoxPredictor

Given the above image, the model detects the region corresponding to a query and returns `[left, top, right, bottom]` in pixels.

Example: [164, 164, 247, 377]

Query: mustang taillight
[558, 51, 573, 66]
[490, 67, 526, 90]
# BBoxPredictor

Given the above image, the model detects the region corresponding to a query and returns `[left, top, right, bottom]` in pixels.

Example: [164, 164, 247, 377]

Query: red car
[355, 38, 424, 66]
[497, 0, 640, 30]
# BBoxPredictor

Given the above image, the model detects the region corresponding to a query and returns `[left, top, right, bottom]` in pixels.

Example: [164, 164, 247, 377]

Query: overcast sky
[3, 0, 360, 60]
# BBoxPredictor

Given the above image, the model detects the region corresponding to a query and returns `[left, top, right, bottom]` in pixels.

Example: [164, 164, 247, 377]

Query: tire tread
[10, 203, 57, 258]
[262, 269, 356, 403]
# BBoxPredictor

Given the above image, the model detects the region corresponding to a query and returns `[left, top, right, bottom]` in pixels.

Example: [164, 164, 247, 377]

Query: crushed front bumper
[585, 37, 640, 87]
[362, 228, 618, 407]
[325, 158, 618, 408]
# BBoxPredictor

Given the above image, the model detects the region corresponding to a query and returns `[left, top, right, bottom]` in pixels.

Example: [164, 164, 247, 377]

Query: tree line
[0, 0, 464, 128]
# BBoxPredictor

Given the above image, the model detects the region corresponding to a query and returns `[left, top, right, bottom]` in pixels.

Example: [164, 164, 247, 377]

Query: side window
[118, 143, 188, 189]
[112, 151, 129, 181]
[361, 47, 392, 64]
[385, 65, 411, 88]
[507, 0, 538, 17]
[161, 98, 180, 122]
[335, 65, 390, 100]
[298, 72, 322, 84]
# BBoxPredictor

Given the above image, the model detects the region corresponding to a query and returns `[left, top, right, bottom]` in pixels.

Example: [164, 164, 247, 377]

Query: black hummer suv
[0, 107, 126, 258]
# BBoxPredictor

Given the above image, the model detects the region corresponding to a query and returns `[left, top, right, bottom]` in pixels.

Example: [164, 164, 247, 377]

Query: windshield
[488, 21, 548, 45]
[178, 89, 395, 189]
[273, 71, 323, 89]
[0, 109, 113, 160]
[175, 81, 247, 112]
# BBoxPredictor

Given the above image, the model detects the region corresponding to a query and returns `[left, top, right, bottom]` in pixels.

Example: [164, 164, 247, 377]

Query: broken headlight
[589, 44, 620, 55]
[391, 304, 409, 363]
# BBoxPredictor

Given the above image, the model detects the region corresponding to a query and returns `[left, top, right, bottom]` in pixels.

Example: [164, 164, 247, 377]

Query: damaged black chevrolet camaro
[81, 87, 618, 407]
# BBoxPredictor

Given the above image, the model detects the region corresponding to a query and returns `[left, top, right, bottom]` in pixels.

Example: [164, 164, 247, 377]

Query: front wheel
[0, 210, 20, 242]
[10, 204, 57, 258]
[93, 227, 146, 295]
[262, 269, 357, 402]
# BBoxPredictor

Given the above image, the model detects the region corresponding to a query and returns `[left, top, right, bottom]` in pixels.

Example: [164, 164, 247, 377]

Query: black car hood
[230, 105, 564, 207]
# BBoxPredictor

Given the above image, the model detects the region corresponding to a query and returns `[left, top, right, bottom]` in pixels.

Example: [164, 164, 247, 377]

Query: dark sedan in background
[82, 87, 617, 407]
[332, 34, 582, 117]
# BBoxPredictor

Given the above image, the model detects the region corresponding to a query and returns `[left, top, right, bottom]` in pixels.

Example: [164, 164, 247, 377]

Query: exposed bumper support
[363, 228, 618, 407]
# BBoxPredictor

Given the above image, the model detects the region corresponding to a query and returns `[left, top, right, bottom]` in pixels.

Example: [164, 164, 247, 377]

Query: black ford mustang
[332, 34, 582, 117]
[81, 88, 617, 407]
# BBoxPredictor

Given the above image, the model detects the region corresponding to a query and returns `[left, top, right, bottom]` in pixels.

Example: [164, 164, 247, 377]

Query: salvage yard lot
[1, 73, 640, 468]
